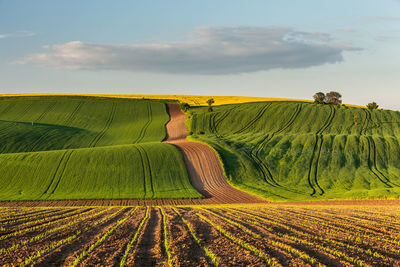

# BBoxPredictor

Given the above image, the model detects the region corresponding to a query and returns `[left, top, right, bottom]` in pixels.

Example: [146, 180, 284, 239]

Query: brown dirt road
[163, 103, 267, 204]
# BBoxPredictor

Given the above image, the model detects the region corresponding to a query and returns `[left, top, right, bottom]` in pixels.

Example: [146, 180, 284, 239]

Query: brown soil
[163, 103, 267, 204]
[176, 207, 268, 266]
[162, 207, 210, 266]
[79, 207, 146, 266]
[127, 207, 168, 266]
[1, 206, 400, 266]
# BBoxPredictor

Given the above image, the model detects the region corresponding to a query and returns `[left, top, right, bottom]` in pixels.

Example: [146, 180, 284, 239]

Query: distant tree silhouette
[313, 92, 326, 104]
[325, 91, 342, 105]
[367, 102, 379, 109]
[179, 102, 191, 112]
[207, 98, 215, 112]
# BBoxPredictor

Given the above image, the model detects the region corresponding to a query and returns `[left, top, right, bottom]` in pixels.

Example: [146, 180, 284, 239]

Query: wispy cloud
[0, 31, 35, 39]
[15, 26, 359, 75]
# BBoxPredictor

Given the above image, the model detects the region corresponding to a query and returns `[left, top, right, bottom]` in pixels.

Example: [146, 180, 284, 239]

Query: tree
[325, 91, 342, 105]
[313, 92, 326, 104]
[179, 102, 191, 112]
[207, 98, 215, 112]
[367, 102, 379, 109]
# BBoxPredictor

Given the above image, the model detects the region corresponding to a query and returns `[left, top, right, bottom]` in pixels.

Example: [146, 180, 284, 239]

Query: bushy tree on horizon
[207, 98, 215, 112]
[313, 92, 326, 104]
[179, 102, 190, 112]
[325, 91, 342, 105]
[367, 102, 379, 109]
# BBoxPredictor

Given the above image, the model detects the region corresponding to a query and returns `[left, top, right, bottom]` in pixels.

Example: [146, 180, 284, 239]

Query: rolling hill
[1, 94, 400, 203]
[188, 101, 400, 201]
[0, 96, 202, 201]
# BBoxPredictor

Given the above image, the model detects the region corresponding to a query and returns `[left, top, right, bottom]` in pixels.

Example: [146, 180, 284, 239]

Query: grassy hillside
[188, 101, 400, 201]
[0, 96, 202, 200]
[0, 96, 169, 153]
[0, 143, 201, 200]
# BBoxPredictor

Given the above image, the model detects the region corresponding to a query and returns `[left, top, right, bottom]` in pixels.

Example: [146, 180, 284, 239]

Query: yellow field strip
[0, 93, 366, 108]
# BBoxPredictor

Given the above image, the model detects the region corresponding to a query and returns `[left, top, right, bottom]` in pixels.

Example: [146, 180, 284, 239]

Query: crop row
[0, 206, 399, 266]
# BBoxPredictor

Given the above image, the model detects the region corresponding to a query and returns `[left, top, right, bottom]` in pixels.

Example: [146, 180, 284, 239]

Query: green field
[188, 101, 400, 201]
[0, 96, 202, 200]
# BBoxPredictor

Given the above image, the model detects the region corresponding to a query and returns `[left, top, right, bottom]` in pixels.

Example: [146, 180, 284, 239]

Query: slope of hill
[188, 101, 400, 201]
[0, 96, 202, 200]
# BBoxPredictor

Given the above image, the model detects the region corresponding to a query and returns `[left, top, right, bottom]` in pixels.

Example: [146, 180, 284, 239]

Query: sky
[1, 0, 400, 109]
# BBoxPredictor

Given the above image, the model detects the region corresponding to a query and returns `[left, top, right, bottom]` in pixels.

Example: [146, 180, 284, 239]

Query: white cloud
[0, 31, 35, 39]
[15, 26, 358, 75]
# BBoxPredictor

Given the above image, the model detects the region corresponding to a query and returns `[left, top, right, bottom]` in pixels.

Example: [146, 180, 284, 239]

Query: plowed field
[1, 205, 399, 266]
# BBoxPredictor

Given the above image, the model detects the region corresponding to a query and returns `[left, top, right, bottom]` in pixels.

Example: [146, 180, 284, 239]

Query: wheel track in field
[249, 103, 303, 188]
[0, 103, 18, 138]
[164, 103, 267, 204]
[210, 105, 240, 137]
[0, 102, 16, 116]
[208, 103, 303, 191]
[362, 109, 399, 188]
[39, 150, 74, 200]
[307, 105, 335, 196]
[133, 103, 153, 144]
[233, 103, 271, 135]
[64, 101, 84, 126]
[89, 102, 117, 147]
[28, 101, 85, 152]
[135, 145, 154, 199]
[0, 102, 35, 139]
[35, 102, 57, 122]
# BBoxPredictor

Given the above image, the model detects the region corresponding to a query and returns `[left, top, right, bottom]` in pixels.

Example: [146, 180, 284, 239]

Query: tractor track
[133, 103, 153, 144]
[89, 102, 117, 147]
[39, 150, 74, 199]
[233, 103, 271, 135]
[362, 109, 399, 187]
[250, 103, 303, 188]
[307, 105, 335, 196]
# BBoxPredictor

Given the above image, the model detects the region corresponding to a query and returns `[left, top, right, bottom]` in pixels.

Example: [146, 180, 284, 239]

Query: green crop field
[0, 96, 202, 201]
[188, 101, 400, 201]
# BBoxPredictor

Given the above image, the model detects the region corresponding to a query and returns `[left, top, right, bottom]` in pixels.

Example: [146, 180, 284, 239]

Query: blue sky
[1, 0, 400, 109]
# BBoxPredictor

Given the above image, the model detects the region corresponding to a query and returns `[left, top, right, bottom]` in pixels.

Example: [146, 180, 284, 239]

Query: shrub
[207, 98, 215, 112]
[313, 92, 326, 104]
[367, 102, 379, 109]
[179, 102, 191, 112]
[326, 91, 342, 105]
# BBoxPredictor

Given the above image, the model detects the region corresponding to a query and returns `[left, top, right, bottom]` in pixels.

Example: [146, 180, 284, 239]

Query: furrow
[171, 207, 219, 266]
[119, 207, 150, 267]
[128, 207, 167, 266]
[192, 209, 280, 267]
[20, 207, 123, 266]
[72, 207, 138, 266]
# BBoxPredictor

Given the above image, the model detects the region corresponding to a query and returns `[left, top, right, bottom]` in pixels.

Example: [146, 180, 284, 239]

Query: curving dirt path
[163, 103, 267, 204]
